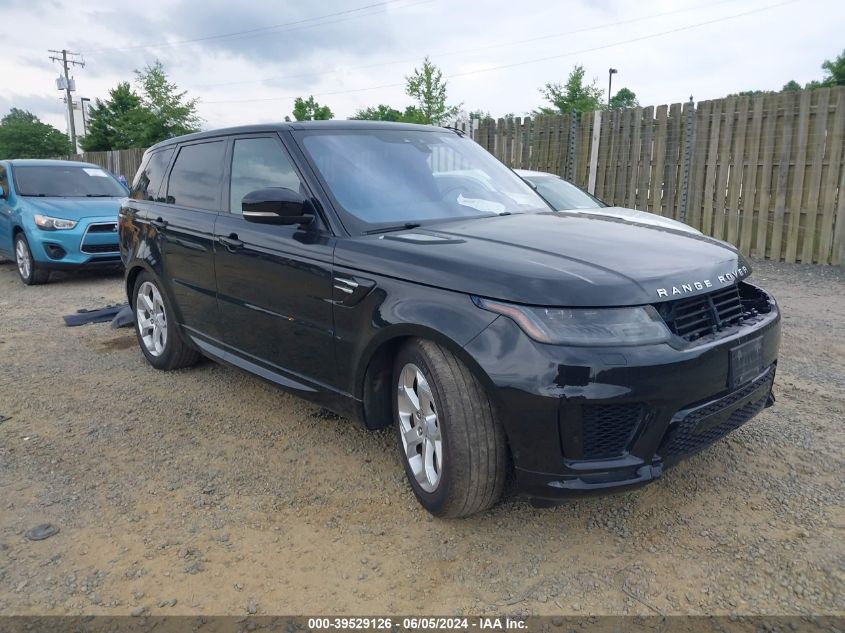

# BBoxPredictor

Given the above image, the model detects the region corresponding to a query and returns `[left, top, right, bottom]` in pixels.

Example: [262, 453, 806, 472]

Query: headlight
[472, 297, 672, 346]
[34, 214, 77, 230]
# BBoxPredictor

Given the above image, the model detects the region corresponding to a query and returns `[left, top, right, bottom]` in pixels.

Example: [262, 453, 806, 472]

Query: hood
[21, 196, 124, 220]
[334, 212, 751, 307]
[575, 206, 702, 235]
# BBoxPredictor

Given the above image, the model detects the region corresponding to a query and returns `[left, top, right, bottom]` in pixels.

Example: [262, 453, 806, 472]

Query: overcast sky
[0, 0, 842, 133]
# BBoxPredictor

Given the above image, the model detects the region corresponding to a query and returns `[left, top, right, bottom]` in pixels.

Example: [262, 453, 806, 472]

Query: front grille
[581, 403, 645, 459]
[81, 244, 119, 254]
[656, 282, 771, 343]
[659, 366, 775, 462]
[87, 222, 118, 233]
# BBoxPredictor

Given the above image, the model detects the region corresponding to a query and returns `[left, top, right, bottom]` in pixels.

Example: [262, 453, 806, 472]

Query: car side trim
[185, 327, 355, 401]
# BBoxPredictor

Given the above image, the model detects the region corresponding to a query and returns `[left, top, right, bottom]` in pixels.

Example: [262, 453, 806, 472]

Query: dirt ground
[0, 259, 842, 617]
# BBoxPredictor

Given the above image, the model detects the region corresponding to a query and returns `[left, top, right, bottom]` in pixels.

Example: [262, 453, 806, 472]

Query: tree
[536, 65, 604, 115]
[467, 109, 492, 122]
[79, 61, 200, 151]
[405, 57, 461, 125]
[400, 105, 426, 124]
[134, 61, 201, 145]
[608, 88, 639, 109]
[767, 50, 843, 95]
[350, 104, 404, 121]
[80, 82, 152, 151]
[820, 48, 845, 87]
[292, 96, 333, 121]
[0, 108, 73, 159]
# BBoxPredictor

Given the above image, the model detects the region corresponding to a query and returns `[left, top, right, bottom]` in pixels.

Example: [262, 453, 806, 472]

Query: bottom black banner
[0, 616, 841, 633]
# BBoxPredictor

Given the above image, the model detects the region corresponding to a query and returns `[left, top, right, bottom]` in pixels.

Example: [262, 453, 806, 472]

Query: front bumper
[28, 216, 121, 268]
[464, 294, 781, 501]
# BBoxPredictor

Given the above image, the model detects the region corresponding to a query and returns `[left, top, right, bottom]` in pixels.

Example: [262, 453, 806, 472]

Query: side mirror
[242, 187, 314, 226]
[0, 185, 6, 199]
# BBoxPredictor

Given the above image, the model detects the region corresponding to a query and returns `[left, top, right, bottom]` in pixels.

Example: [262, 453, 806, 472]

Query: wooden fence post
[587, 111, 601, 194]
[679, 97, 696, 224]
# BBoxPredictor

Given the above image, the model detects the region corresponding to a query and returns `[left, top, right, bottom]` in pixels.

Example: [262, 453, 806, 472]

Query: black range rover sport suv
[119, 121, 780, 517]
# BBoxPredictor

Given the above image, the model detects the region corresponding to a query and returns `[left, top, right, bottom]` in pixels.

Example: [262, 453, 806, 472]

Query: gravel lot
[0, 259, 842, 617]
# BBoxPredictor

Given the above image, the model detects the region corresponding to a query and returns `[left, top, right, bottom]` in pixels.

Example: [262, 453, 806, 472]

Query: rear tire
[133, 272, 200, 370]
[393, 339, 508, 517]
[14, 234, 49, 285]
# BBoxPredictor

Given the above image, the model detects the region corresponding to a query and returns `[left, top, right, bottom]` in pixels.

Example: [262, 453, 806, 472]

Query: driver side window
[229, 137, 302, 214]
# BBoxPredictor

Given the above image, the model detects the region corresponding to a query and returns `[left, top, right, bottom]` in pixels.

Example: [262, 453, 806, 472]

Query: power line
[81, 0, 429, 54]
[191, 0, 737, 90]
[447, 0, 796, 80]
[200, 0, 796, 106]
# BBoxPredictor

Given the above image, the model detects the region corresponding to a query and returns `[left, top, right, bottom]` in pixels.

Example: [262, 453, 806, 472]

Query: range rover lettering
[119, 122, 780, 518]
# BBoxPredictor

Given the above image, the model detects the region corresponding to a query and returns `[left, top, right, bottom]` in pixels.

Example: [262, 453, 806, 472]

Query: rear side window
[166, 141, 226, 210]
[130, 147, 174, 201]
[229, 137, 302, 214]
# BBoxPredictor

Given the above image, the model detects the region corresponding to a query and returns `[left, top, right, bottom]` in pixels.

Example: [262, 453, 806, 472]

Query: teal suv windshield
[14, 165, 126, 198]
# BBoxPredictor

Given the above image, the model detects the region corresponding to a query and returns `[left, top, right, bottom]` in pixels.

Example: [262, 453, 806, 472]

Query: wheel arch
[357, 324, 501, 431]
[125, 260, 162, 308]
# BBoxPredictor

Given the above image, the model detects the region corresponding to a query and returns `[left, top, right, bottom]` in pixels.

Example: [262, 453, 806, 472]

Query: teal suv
[0, 159, 128, 284]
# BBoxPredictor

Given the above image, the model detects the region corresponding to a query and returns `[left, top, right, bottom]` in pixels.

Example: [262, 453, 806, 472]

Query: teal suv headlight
[473, 297, 672, 346]
[34, 214, 78, 230]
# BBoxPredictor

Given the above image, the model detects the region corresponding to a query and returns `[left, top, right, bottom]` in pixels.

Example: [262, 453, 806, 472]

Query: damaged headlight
[472, 297, 671, 346]
[34, 214, 77, 230]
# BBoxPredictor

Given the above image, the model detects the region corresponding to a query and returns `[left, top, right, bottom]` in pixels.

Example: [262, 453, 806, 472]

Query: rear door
[157, 139, 226, 340]
[213, 133, 336, 386]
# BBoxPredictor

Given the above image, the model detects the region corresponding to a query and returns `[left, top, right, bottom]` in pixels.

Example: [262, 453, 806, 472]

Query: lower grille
[81, 244, 119, 254]
[659, 366, 775, 462]
[581, 403, 645, 459]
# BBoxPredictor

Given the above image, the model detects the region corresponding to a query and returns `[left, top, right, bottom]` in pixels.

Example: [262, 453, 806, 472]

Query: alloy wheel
[397, 363, 443, 492]
[136, 281, 168, 357]
[15, 238, 31, 281]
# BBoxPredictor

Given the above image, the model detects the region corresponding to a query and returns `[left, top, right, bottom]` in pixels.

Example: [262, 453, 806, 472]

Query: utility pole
[607, 68, 618, 108]
[80, 97, 91, 137]
[48, 49, 85, 152]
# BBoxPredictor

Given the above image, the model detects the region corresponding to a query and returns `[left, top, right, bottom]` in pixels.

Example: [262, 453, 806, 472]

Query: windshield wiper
[85, 194, 116, 197]
[364, 222, 421, 235]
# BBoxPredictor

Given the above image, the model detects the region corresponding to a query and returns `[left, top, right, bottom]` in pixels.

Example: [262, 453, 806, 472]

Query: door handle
[218, 233, 244, 251]
[150, 217, 168, 230]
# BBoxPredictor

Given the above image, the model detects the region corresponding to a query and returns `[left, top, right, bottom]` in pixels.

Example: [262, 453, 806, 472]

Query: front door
[213, 134, 336, 387]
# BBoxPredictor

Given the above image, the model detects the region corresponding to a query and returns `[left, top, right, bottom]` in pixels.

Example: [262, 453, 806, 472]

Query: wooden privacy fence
[61, 88, 845, 265]
[59, 148, 146, 185]
[465, 87, 845, 265]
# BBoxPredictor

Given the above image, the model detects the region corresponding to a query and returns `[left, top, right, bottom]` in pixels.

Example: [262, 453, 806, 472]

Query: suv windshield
[14, 165, 127, 197]
[299, 129, 549, 232]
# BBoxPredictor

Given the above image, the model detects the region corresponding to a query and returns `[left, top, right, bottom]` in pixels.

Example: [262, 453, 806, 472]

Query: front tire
[133, 272, 200, 370]
[393, 339, 508, 517]
[14, 234, 49, 285]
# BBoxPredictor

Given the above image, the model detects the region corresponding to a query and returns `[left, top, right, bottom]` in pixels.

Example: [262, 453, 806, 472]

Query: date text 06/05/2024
[307, 617, 527, 630]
